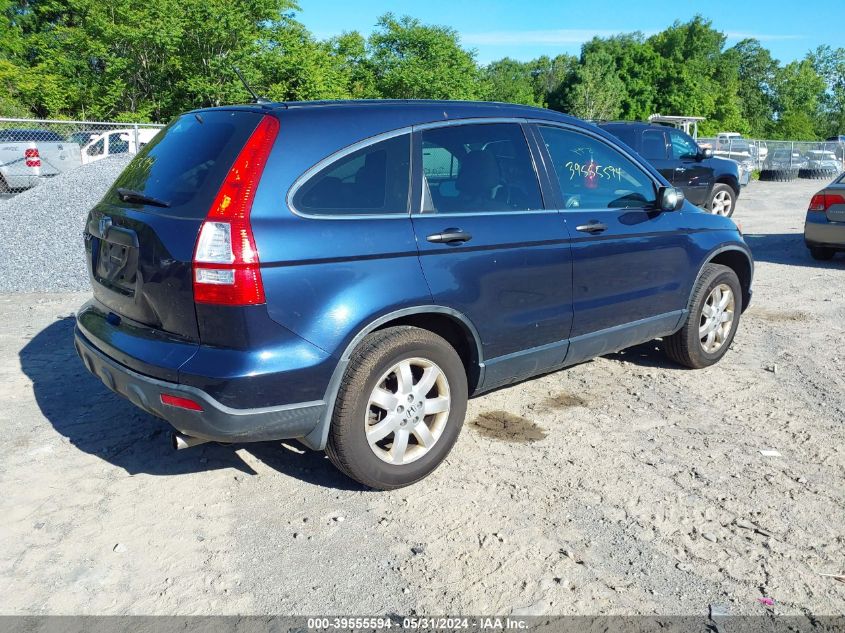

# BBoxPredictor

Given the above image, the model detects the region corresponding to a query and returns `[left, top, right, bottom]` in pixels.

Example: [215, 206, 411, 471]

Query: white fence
[0, 117, 164, 194]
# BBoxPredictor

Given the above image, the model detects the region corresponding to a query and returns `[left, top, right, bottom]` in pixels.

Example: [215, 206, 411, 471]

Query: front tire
[326, 326, 468, 490]
[707, 184, 736, 217]
[665, 264, 742, 369]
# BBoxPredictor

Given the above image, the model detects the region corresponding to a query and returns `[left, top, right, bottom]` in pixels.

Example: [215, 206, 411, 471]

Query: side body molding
[301, 242, 754, 450]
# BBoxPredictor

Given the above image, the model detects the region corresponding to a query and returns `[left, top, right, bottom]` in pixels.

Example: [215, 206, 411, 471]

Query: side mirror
[699, 147, 713, 159]
[657, 186, 685, 212]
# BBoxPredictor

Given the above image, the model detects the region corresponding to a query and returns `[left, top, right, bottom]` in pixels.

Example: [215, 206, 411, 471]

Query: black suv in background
[600, 122, 742, 218]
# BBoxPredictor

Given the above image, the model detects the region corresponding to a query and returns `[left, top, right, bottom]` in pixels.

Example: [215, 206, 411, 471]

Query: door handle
[426, 228, 472, 244]
[575, 222, 608, 234]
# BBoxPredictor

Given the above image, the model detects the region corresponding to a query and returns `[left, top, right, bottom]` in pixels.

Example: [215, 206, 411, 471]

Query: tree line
[2, 1, 843, 140]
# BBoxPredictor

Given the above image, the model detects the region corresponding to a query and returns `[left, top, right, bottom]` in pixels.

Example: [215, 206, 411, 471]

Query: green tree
[483, 58, 541, 106]
[563, 49, 625, 121]
[328, 31, 377, 99]
[724, 39, 778, 137]
[1, 1, 834, 140]
[255, 20, 354, 103]
[772, 59, 826, 139]
[580, 33, 659, 120]
[809, 45, 845, 137]
[710, 49, 747, 134]
[2, 0, 331, 120]
[528, 54, 578, 109]
[0, 0, 63, 116]
[647, 17, 743, 134]
[367, 13, 483, 100]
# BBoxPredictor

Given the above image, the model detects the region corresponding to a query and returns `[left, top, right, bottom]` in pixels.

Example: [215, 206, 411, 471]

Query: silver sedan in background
[805, 172, 845, 260]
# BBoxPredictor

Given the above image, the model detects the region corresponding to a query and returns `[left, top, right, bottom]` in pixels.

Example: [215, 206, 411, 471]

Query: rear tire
[665, 264, 742, 369]
[0, 175, 10, 194]
[809, 246, 836, 261]
[326, 326, 468, 490]
[707, 184, 736, 217]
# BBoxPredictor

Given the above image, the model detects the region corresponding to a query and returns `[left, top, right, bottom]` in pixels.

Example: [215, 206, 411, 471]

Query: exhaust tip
[171, 432, 210, 450]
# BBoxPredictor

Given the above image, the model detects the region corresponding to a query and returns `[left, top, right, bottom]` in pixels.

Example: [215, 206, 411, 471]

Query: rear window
[292, 134, 411, 216]
[640, 130, 668, 160]
[0, 129, 63, 143]
[601, 126, 636, 149]
[106, 110, 263, 217]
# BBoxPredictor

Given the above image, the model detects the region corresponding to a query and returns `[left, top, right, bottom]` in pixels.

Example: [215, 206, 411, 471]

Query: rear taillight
[809, 193, 845, 212]
[192, 115, 279, 305]
[24, 148, 40, 167]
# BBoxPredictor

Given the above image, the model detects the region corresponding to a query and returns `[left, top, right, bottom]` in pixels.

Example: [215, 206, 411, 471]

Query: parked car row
[0, 127, 160, 193]
[764, 149, 841, 172]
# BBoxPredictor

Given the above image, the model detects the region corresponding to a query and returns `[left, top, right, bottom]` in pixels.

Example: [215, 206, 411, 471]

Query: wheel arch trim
[714, 175, 740, 195]
[687, 244, 754, 314]
[301, 305, 484, 450]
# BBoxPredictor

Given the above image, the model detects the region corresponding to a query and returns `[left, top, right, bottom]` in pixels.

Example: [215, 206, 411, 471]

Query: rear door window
[641, 130, 668, 160]
[292, 134, 411, 216]
[106, 110, 264, 217]
[419, 123, 543, 214]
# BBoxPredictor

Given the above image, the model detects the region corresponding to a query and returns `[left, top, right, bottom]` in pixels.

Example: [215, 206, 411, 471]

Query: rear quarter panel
[252, 109, 433, 358]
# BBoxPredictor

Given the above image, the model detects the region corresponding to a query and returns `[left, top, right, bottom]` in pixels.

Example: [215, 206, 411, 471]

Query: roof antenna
[233, 66, 270, 104]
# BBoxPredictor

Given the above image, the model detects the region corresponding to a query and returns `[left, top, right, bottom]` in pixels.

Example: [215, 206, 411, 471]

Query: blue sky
[295, 0, 843, 65]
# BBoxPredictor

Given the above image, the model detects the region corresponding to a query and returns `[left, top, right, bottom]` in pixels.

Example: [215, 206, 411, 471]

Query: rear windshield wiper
[116, 187, 171, 208]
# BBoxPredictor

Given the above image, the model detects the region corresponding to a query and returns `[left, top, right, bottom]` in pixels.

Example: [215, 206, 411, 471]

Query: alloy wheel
[699, 283, 735, 353]
[364, 357, 451, 465]
[710, 190, 733, 216]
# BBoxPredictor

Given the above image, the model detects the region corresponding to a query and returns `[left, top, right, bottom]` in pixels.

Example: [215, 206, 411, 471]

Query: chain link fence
[698, 136, 845, 181]
[3, 117, 845, 196]
[0, 117, 164, 194]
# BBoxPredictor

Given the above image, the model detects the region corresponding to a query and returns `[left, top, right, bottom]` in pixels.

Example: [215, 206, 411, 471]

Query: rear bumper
[74, 328, 326, 444]
[2, 172, 39, 190]
[804, 214, 845, 248]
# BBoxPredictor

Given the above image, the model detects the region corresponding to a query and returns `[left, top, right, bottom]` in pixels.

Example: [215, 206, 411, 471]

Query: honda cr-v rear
[77, 100, 753, 489]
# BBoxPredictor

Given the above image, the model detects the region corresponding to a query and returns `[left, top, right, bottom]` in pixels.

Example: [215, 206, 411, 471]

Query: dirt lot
[1, 178, 843, 617]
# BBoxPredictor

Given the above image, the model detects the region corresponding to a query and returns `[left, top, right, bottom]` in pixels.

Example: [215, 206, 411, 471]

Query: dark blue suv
[75, 100, 753, 489]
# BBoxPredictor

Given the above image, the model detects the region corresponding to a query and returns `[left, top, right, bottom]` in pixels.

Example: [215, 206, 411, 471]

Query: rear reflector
[160, 393, 204, 411]
[25, 148, 40, 167]
[809, 193, 845, 212]
[193, 115, 279, 305]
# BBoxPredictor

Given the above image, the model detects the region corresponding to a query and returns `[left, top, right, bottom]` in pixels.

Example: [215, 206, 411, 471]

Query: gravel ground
[0, 178, 843, 617]
[0, 156, 131, 292]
